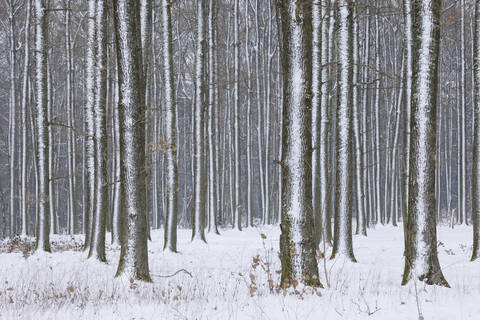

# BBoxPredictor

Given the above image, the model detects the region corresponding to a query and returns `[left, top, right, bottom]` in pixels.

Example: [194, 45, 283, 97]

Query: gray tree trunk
[330, 0, 356, 262]
[163, 0, 179, 251]
[471, 0, 480, 261]
[192, 0, 207, 242]
[34, 0, 51, 252]
[278, 0, 321, 288]
[401, 0, 448, 287]
[113, 0, 151, 282]
[89, 0, 108, 262]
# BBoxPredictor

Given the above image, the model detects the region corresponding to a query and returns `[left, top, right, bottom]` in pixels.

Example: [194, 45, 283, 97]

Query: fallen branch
[151, 269, 193, 278]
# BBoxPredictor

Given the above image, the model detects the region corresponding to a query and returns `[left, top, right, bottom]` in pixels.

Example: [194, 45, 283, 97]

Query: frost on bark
[233, 0, 242, 231]
[352, 5, 366, 236]
[278, 0, 321, 288]
[8, 0, 18, 237]
[112, 66, 124, 246]
[312, 0, 323, 246]
[245, 0, 253, 228]
[459, 0, 467, 225]
[140, 0, 152, 239]
[47, 56, 57, 235]
[401, 0, 448, 287]
[207, 0, 220, 233]
[402, 0, 412, 238]
[21, 0, 32, 237]
[162, 0, 179, 252]
[319, 0, 331, 244]
[192, 0, 207, 242]
[65, 0, 77, 236]
[472, 0, 480, 261]
[113, 0, 151, 282]
[84, 0, 97, 250]
[34, 0, 51, 252]
[330, 0, 356, 262]
[89, 0, 108, 262]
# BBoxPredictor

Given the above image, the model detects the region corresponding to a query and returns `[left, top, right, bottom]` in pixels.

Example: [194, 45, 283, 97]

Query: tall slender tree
[401, 0, 448, 287]
[89, 0, 108, 262]
[113, 0, 151, 282]
[163, 0, 179, 252]
[471, 0, 480, 262]
[21, 0, 32, 237]
[278, 0, 321, 288]
[34, 0, 51, 252]
[192, 0, 207, 242]
[84, 0, 97, 250]
[330, 0, 356, 262]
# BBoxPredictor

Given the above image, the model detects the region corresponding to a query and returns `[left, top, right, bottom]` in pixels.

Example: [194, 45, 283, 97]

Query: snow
[1, 226, 480, 319]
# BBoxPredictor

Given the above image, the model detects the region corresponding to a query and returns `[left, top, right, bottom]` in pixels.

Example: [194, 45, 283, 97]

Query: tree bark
[278, 0, 321, 288]
[401, 0, 448, 287]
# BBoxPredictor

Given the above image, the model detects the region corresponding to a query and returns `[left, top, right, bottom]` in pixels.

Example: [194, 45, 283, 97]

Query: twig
[151, 269, 193, 278]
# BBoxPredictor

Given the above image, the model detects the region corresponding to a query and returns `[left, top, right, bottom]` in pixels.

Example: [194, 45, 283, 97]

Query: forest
[0, 0, 480, 319]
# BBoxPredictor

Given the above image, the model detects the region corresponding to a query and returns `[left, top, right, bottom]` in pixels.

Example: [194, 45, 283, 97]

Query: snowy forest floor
[0, 225, 479, 320]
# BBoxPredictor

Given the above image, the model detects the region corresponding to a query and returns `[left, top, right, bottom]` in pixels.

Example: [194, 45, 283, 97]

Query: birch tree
[278, 0, 321, 288]
[401, 0, 448, 287]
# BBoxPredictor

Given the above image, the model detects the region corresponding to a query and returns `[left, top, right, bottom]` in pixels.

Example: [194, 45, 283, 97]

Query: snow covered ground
[0, 225, 479, 320]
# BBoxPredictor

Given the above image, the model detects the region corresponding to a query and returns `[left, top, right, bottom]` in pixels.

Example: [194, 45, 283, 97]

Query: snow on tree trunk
[65, 0, 77, 236]
[89, 0, 108, 262]
[320, 0, 331, 244]
[330, 0, 356, 262]
[8, 0, 17, 237]
[34, 0, 51, 252]
[245, 0, 253, 228]
[472, 0, 480, 261]
[352, 6, 366, 236]
[21, 0, 31, 237]
[312, 0, 322, 246]
[163, 0, 179, 251]
[140, 0, 152, 240]
[207, 0, 220, 234]
[113, 0, 151, 282]
[278, 0, 321, 288]
[84, 0, 97, 250]
[192, 0, 207, 242]
[233, 0, 242, 231]
[112, 64, 123, 246]
[402, 0, 412, 237]
[47, 56, 57, 235]
[401, 0, 448, 287]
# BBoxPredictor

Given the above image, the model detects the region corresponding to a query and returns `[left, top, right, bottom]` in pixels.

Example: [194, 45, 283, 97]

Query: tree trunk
[192, 0, 207, 242]
[471, 0, 480, 261]
[21, 0, 31, 237]
[278, 0, 321, 288]
[113, 0, 151, 282]
[34, 0, 51, 252]
[89, 0, 108, 262]
[331, 0, 356, 262]
[401, 0, 448, 287]
[163, 0, 179, 251]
